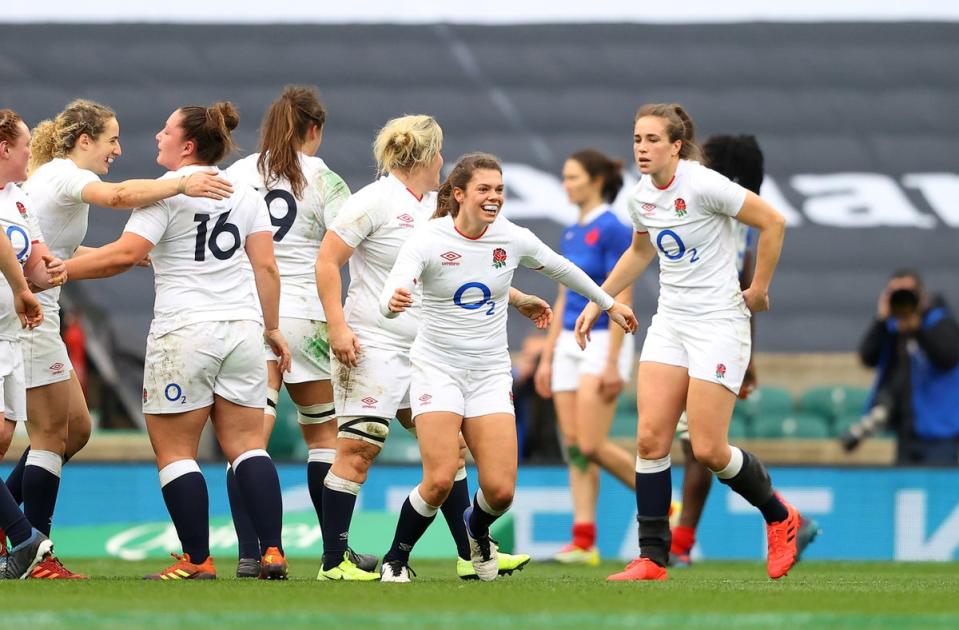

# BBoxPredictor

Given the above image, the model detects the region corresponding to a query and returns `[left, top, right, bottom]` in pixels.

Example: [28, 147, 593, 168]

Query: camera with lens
[889, 288, 920, 318]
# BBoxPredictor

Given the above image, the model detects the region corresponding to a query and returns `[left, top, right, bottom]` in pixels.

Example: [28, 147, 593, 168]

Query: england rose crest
[674, 198, 687, 218]
[715, 363, 726, 379]
[492, 248, 507, 269]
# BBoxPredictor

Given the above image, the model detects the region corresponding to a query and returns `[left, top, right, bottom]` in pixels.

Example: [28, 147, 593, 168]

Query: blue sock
[159, 460, 210, 562]
[22, 450, 62, 537]
[384, 487, 437, 564]
[233, 451, 284, 555]
[5, 447, 29, 504]
[467, 489, 507, 539]
[226, 465, 260, 560]
[440, 471, 471, 561]
[0, 482, 32, 547]
[635, 456, 672, 567]
[307, 448, 335, 524]
[321, 472, 360, 570]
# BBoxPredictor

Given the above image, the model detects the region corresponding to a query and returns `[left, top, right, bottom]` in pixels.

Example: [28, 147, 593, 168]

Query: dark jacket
[859, 295, 959, 439]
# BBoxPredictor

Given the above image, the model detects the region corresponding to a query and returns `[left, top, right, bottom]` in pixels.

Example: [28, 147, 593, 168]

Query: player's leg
[143, 405, 216, 580]
[226, 360, 279, 577]
[0, 417, 13, 462]
[0, 451, 52, 579]
[671, 432, 712, 567]
[21, 382, 68, 540]
[552, 390, 601, 564]
[62, 371, 92, 461]
[461, 412, 518, 582]
[381, 410, 462, 582]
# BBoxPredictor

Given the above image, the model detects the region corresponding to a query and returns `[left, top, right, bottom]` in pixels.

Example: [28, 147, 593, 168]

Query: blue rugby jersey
[560, 206, 632, 331]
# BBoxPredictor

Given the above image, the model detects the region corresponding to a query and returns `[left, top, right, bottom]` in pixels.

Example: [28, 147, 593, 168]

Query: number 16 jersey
[123, 165, 272, 336]
[627, 159, 749, 319]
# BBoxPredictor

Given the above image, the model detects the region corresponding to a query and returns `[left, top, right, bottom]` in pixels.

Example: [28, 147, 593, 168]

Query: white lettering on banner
[496, 165, 955, 229]
[792, 173, 936, 228]
[895, 490, 959, 561]
[902, 173, 959, 227]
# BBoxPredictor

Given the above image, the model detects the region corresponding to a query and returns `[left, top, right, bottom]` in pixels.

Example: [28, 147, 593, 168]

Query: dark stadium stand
[2, 22, 957, 424]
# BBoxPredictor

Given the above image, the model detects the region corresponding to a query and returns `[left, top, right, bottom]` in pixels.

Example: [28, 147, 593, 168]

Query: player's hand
[513, 292, 552, 330]
[14, 288, 43, 329]
[330, 322, 361, 368]
[606, 302, 638, 336]
[136, 254, 152, 268]
[742, 285, 770, 313]
[575, 303, 602, 350]
[181, 170, 234, 200]
[388, 287, 413, 313]
[738, 361, 758, 400]
[599, 361, 625, 402]
[533, 358, 553, 399]
[264, 328, 292, 373]
[43, 255, 67, 287]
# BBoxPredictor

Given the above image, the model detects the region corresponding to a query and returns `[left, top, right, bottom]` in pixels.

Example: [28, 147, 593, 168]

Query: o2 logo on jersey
[453, 281, 495, 316]
[656, 229, 699, 264]
[164, 383, 186, 404]
[5, 225, 30, 263]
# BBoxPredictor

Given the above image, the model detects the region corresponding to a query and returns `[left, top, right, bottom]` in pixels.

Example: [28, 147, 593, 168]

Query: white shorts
[265, 317, 331, 384]
[142, 320, 267, 414]
[0, 340, 27, 422]
[676, 412, 689, 441]
[19, 311, 72, 389]
[410, 358, 514, 419]
[332, 345, 410, 419]
[639, 312, 751, 394]
[551, 329, 635, 393]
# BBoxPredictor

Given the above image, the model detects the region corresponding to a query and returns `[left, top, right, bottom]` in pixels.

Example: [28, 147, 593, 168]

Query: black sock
[307, 449, 334, 524]
[384, 489, 437, 564]
[635, 461, 672, 567]
[22, 452, 62, 537]
[716, 449, 788, 524]
[226, 466, 260, 560]
[160, 467, 210, 562]
[5, 447, 29, 505]
[233, 452, 284, 555]
[321, 472, 360, 570]
[467, 490, 506, 539]
[0, 483, 32, 547]
[440, 472, 471, 561]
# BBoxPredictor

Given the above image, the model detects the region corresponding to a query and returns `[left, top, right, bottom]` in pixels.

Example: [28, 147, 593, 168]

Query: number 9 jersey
[123, 165, 272, 336]
[627, 159, 749, 319]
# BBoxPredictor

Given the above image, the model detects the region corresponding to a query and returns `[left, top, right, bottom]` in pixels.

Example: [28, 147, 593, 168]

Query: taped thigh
[337, 415, 391, 447]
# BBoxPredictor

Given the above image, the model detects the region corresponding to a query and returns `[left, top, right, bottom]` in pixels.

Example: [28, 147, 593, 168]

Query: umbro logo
[641, 202, 656, 216]
[49, 362, 65, 374]
[361, 396, 378, 408]
[396, 213, 415, 227]
[440, 251, 461, 266]
[419, 394, 432, 403]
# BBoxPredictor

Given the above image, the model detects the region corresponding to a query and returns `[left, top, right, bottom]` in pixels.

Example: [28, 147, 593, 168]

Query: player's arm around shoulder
[379, 225, 432, 319]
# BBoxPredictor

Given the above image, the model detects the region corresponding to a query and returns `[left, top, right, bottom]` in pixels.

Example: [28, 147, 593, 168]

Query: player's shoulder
[225, 153, 260, 184]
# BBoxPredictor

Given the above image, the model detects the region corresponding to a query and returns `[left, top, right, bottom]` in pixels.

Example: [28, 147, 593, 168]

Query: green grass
[5, 559, 959, 630]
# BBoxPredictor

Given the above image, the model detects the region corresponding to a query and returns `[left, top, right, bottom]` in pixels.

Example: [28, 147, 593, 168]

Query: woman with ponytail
[533, 149, 636, 565]
[63, 102, 292, 581]
[224, 86, 368, 578]
[1, 99, 232, 579]
[576, 103, 800, 582]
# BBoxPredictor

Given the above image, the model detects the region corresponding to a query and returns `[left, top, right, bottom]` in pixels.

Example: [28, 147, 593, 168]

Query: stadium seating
[799, 386, 870, 432]
[752, 412, 831, 439]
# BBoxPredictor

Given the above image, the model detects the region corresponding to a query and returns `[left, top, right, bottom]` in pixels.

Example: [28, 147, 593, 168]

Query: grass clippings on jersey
[4, 560, 957, 630]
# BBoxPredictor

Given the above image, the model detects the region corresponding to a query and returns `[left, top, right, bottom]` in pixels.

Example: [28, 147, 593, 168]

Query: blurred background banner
[2, 462, 956, 561]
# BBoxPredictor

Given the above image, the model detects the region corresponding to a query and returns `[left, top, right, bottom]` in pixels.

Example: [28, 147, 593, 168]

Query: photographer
[849, 270, 959, 464]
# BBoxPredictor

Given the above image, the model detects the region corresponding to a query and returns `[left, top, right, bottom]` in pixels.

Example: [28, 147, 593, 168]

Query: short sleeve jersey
[330, 174, 436, 351]
[22, 158, 100, 311]
[385, 214, 556, 371]
[227, 153, 350, 321]
[626, 160, 749, 318]
[0, 184, 44, 341]
[123, 165, 272, 336]
[560, 206, 632, 331]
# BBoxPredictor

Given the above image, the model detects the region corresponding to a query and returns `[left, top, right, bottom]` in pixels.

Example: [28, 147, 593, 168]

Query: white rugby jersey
[123, 165, 272, 336]
[331, 174, 435, 351]
[227, 153, 349, 321]
[380, 214, 614, 370]
[626, 159, 749, 318]
[22, 158, 100, 311]
[0, 184, 44, 341]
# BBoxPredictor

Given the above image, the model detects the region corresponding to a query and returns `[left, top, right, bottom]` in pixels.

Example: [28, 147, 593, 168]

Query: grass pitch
[4, 559, 957, 630]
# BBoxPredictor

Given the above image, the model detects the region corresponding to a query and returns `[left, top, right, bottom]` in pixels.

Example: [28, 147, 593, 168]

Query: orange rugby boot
[30, 555, 87, 579]
[259, 546, 288, 580]
[766, 497, 801, 579]
[144, 552, 217, 580]
[606, 557, 668, 582]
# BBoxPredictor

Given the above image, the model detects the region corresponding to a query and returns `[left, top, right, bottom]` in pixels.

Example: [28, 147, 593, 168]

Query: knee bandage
[265, 388, 279, 418]
[565, 445, 590, 472]
[297, 401, 336, 425]
[337, 415, 391, 447]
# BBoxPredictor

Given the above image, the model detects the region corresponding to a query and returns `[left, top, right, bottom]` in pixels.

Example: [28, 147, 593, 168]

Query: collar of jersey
[453, 220, 488, 241]
[384, 172, 425, 202]
[578, 204, 610, 226]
